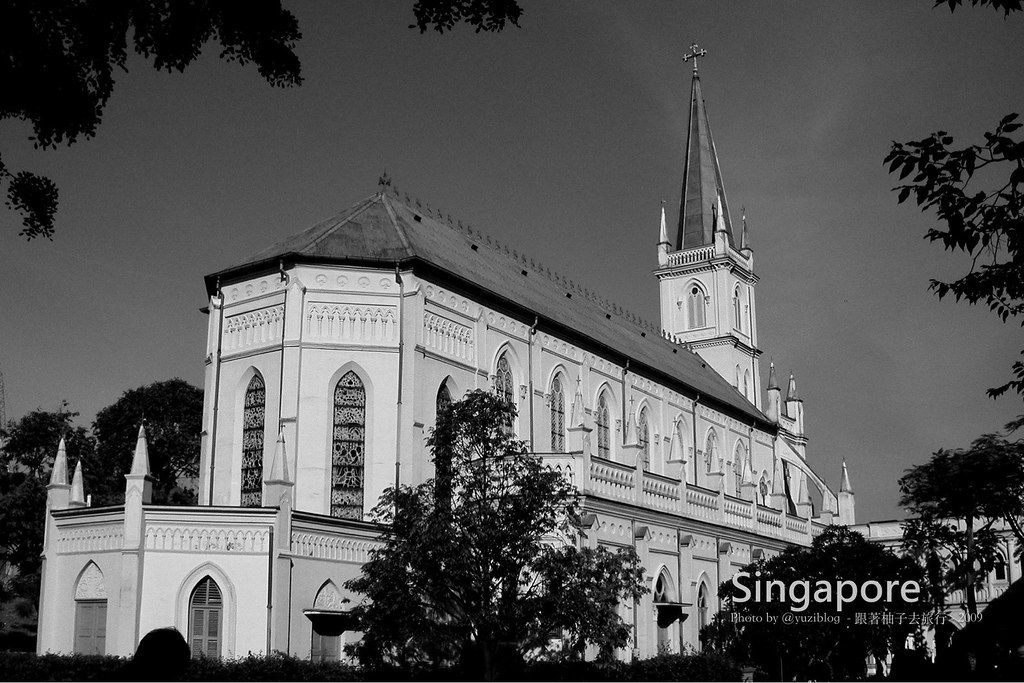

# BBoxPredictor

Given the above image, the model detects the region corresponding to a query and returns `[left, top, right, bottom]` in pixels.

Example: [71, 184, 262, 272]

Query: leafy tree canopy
[898, 432, 1024, 614]
[345, 390, 646, 680]
[0, 408, 94, 603]
[704, 526, 924, 681]
[411, 0, 523, 33]
[89, 378, 203, 506]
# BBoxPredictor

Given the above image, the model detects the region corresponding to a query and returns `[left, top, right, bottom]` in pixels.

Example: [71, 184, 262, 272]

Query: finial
[378, 170, 392, 189]
[658, 201, 669, 247]
[130, 424, 151, 477]
[683, 42, 707, 76]
[840, 460, 853, 494]
[767, 360, 779, 390]
[49, 437, 69, 486]
[70, 459, 86, 506]
[741, 206, 750, 251]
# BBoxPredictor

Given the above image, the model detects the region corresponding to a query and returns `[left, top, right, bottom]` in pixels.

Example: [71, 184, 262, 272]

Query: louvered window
[331, 372, 365, 520]
[74, 601, 107, 654]
[596, 394, 610, 459]
[550, 377, 565, 452]
[638, 409, 650, 470]
[189, 577, 223, 659]
[495, 354, 514, 404]
[241, 375, 266, 507]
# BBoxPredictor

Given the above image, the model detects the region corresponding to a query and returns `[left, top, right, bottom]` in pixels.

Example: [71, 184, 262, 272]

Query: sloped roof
[677, 73, 736, 250]
[208, 191, 771, 429]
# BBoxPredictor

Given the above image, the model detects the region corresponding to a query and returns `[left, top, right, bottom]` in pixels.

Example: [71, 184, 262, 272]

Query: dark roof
[207, 191, 772, 429]
[677, 73, 736, 250]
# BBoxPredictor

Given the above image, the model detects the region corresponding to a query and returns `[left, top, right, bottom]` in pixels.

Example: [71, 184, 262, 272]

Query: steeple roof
[208, 189, 775, 430]
[676, 71, 735, 250]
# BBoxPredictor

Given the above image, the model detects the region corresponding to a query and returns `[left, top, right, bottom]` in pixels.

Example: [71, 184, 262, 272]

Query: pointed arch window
[759, 477, 769, 506]
[733, 286, 743, 331]
[733, 444, 747, 496]
[495, 353, 514, 404]
[654, 573, 671, 651]
[331, 372, 365, 520]
[241, 375, 265, 507]
[743, 370, 751, 401]
[697, 583, 710, 651]
[704, 430, 718, 479]
[687, 285, 706, 330]
[596, 393, 611, 459]
[638, 408, 650, 470]
[436, 382, 452, 416]
[189, 577, 223, 659]
[550, 377, 565, 452]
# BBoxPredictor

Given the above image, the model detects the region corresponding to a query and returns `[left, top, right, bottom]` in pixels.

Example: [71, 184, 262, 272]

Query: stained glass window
[331, 371, 365, 520]
[638, 408, 650, 470]
[189, 577, 222, 659]
[495, 353, 514, 404]
[241, 375, 265, 507]
[550, 377, 565, 452]
[596, 393, 610, 459]
[436, 383, 452, 416]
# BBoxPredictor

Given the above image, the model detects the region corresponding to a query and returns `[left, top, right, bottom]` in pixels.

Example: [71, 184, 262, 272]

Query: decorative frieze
[56, 525, 124, 554]
[423, 313, 475, 363]
[223, 305, 284, 352]
[144, 526, 270, 553]
[291, 532, 382, 563]
[306, 304, 397, 344]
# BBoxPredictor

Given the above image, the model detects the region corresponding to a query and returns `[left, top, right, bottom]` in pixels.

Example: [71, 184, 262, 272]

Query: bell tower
[656, 44, 762, 407]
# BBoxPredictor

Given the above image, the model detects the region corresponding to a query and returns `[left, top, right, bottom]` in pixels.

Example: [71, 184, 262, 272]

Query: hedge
[0, 650, 741, 681]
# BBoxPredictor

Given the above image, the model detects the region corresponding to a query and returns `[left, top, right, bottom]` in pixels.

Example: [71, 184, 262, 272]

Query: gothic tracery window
[687, 285, 706, 329]
[331, 371, 365, 520]
[436, 382, 452, 416]
[241, 374, 265, 507]
[638, 408, 650, 470]
[495, 353, 514, 404]
[596, 393, 610, 459]
[733, 285, 742, 331]
[550, 377, 565, 452]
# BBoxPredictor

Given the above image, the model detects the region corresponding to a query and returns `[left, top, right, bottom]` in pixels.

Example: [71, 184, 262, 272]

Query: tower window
[733, 286, 743, 331]
[687, 286, 706, 329]
[331, 371, 365, 520]
[241, 374, 265, 507]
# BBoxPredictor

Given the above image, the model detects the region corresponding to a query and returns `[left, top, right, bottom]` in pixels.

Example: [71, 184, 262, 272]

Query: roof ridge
[381, 183, 692, 353]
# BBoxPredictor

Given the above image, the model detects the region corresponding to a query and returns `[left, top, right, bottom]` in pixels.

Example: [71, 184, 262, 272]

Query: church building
[37, 52, 854, 661]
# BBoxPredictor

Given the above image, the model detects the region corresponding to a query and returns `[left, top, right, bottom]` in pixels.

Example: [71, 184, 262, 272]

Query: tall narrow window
[733, 286, 742, 331]
[331, 372, 366, 520]
[733, 452, 744, 496]
[743, 370, 751, 401]
[654, 573, 671, 652]
[638, 408, 650, 470]
[436, 383, 452, 416]
[596, 393, 610, 459]
[495, 353, 514, 404]
[241, 375, 265, 507]
[697, 584, 710, 651]
[704, 431, 718, 476]
[550, 377, 565, 452]
[687, 285, 706, 329]
[189, 577, 223, 659]
[759, 477, 769, 505]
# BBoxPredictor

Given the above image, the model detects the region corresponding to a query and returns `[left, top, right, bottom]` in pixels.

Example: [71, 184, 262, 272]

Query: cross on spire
[683, 42, 707, 75]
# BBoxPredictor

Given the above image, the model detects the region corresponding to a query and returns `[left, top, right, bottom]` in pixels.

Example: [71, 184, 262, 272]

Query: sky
[0, 1, 1021, 521]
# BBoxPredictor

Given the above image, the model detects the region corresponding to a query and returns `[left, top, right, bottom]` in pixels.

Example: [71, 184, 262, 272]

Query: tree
[345, 390, 646, 680]
[898, 434, 1024, 616]
[0, 408, 94, 606]
[885, 3, 1022, 398]
[703, 526, 924, 681]
[411, 0, 523, 33]
[89, 378, 203, 506]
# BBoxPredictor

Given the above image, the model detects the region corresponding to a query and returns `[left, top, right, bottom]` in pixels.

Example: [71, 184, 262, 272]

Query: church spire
[676, 43, 735, 251]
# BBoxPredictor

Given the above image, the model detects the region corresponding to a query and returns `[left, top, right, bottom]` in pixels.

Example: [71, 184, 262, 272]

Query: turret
[657, 204, 670, 267]
[795, 473, 812, 519]
[69, 459, 87, 508]
[766, 362, 781, 422]
[838, 461, 856, 525]
[125, 425, 154, 505]
[785, 372, 804, 436]
[770, 459, 789, 512]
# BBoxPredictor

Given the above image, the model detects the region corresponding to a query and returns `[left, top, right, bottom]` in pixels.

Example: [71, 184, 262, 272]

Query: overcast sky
[1, 1, 1021, 520]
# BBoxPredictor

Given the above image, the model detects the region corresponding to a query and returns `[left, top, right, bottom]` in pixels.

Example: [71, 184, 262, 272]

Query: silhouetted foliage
[898, 433, 1024, 616]
[935, 0, 1022, 16]
[89, 378, 203, 506]
[0, 0, 303, 239]
[703, 526, 923, 681]
[411, 0, 523, 33]
[346, 390, 646, 680]
[0, 408, 94, 604]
